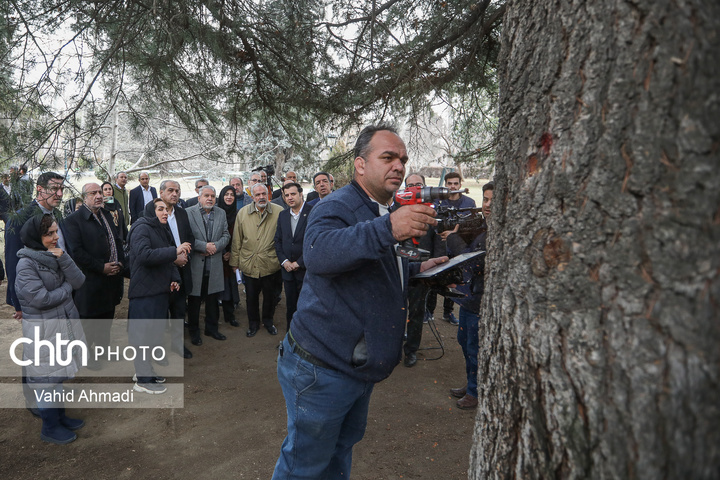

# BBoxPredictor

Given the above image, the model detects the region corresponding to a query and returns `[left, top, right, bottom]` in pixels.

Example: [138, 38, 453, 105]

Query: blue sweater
[290, 181, 419, 383]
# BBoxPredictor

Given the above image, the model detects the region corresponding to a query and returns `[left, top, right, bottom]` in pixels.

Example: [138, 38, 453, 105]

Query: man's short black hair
[353, 124, 398, 159]
[444, 171, 462, 182]
[36, 171, 63, 188]
[282, 182, 303, 194]
[482, 181, 494, 193]
[313, 172, 330, 184]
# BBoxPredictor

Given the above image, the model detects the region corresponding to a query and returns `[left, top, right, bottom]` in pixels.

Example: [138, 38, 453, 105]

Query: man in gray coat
[186, 185, 231, 344]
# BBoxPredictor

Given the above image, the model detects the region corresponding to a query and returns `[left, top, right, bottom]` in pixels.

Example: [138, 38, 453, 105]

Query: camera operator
[445, 180, 493, 410]
[436, 172, 476, 325]
[401, 173, 444, 367]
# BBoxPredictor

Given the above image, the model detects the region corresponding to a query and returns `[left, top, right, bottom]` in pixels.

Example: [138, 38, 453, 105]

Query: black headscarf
[217, 185, 237, 231]
[63, 198, 81, 217]
[20, 214, 52, 251]
[100, 181, 118, 210]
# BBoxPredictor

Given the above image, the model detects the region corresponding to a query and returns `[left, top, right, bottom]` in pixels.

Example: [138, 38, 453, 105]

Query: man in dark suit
[184, 178, 208, 208]
[144, 179, 195, 358]
[128, 171, 157, 223]
[306, 171, 332, 206]
[64, 183, 126, 368]
[274, 182, 312, 331]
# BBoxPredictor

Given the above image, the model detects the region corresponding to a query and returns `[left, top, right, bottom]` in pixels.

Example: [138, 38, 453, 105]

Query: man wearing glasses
[401, 173, 443, 367]
[64, 183, 126, 369]
[4, 171, 66, 418]
[5, 172, 67, 318]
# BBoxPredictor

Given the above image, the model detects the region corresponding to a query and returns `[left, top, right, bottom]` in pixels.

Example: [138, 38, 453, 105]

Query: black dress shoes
[404, 352, 417, 367]
[191, 333, 203, 346]
[228, 319, 240, 327]
[246, 328, 258, 338]
[205, 330, 227, 341]
[265, 325, 278, 335]
[183, 347, 193, 359]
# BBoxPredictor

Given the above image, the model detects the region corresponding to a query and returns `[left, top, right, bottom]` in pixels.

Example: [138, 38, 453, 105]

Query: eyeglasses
[405, 183, 424, 188]
[43, 185, 64, 194]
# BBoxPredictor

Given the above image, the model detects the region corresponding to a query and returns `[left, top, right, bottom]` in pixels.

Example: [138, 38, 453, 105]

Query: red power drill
[393, 186, 469, 260]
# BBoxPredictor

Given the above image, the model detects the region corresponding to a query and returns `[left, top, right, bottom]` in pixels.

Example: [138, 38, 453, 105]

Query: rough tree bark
[471, 1, 719, 478]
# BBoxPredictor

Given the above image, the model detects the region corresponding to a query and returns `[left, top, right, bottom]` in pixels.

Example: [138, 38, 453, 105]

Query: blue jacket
[446, 226, 487, 314]
[435, 193, 476, 212]
[290, 181, 419, 383]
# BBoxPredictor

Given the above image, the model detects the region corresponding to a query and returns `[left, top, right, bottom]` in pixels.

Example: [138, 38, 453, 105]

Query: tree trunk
[472, 1, 720, 478]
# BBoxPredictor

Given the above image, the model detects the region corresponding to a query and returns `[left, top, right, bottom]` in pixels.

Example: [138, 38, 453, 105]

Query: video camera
[436, 206, 487, 238]
[251, 164, 275, 177]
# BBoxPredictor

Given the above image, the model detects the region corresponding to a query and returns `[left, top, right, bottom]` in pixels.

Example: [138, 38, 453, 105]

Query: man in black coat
[273, 182, 312, 331]
[5, 172, 66, 317]
[145, 179, 195, 358]
[128, 171, 157, 223]
[64, 183, 126, 368]
[4, 171, 65, 417]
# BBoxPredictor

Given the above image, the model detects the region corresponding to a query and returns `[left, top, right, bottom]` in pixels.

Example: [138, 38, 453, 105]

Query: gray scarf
[17, 247, 60, 271]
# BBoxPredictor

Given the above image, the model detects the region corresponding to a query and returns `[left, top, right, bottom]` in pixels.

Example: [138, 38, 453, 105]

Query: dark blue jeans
[272, 335, 374, 479]
[457, 307, 480, 398]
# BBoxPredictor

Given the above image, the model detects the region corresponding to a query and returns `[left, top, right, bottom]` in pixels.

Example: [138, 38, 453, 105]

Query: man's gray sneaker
[133, 382, 167, 394]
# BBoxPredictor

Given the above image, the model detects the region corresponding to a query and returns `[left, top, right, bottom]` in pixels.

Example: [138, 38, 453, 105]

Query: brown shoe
[456, 394, 478, 410]
[450, 385, 467, 398]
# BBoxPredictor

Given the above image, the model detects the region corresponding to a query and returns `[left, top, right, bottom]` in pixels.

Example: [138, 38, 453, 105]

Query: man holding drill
[272, 124, 447, 479]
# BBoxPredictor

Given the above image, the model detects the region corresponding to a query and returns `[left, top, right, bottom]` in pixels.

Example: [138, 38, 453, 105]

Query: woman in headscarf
[15, 214, 86, 444]
[217, 185, 240, 327]
[63, 197, 82, 217]
[127, 198, 190, 394]
[101, 181, 128, 243]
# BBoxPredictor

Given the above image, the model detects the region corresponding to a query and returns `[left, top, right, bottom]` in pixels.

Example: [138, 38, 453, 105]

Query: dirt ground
[0, 280, 476, 480]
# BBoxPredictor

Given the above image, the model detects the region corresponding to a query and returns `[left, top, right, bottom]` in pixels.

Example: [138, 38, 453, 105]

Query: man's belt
[287, 331, 334, 371]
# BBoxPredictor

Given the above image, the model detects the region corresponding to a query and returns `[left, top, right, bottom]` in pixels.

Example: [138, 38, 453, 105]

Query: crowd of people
[3, 125, 491, 478]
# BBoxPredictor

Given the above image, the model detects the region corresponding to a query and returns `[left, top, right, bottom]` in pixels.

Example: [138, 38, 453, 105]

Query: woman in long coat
[101, 180, 128, 243]
[15, 214, 86, 445]
[217, 185, 240, 326]
[127, 198, 190, 394]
